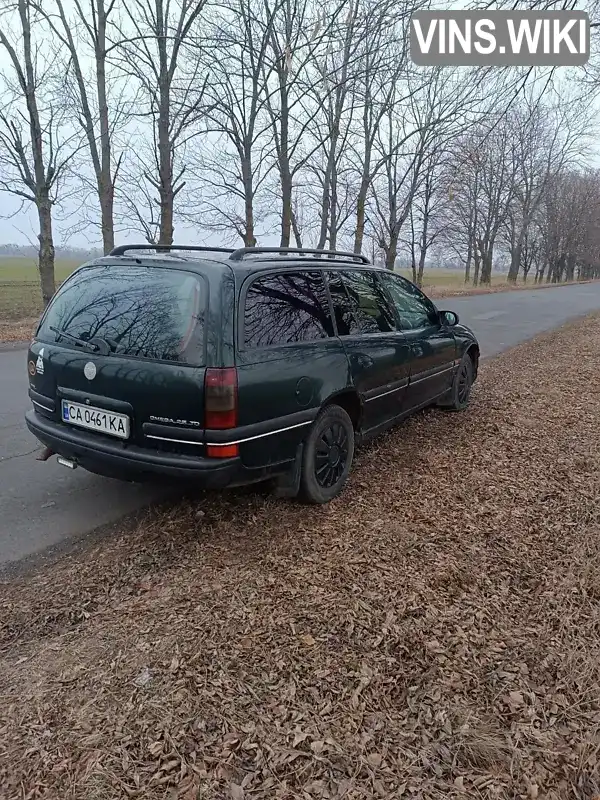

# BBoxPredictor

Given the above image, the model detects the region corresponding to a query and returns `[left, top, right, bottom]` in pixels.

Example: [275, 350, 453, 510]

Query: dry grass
[2, 317, 600, 799]
[0, 258, 77, 331]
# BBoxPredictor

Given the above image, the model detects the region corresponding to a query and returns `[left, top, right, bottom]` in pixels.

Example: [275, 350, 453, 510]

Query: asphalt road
[2, 281, 600, 567]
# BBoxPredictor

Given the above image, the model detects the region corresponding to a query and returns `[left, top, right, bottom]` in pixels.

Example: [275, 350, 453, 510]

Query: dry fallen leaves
[3, 315, 600, 799]
[0, 316, 37, 343]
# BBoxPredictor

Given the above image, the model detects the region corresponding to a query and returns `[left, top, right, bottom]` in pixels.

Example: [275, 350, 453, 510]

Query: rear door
[327, 269, 411, 435]
[379, 272, 456, 410]
[235, 269, 347, 468]
[31, 263, 208, 451]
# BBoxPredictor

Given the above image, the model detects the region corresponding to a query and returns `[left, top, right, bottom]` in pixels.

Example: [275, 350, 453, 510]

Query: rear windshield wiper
[49, 325, 100, 353]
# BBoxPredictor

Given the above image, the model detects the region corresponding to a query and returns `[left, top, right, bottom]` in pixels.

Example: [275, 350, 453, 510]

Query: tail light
[204, 368, 238, 458]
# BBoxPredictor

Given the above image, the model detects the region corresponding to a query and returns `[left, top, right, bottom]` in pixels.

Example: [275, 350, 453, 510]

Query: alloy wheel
[457, 363, 471, 405]
[314, 422, 349, 489]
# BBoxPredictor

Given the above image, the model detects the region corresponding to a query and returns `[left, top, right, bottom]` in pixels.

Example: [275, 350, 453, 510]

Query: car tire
[439, 354, 474, 411]
[299, 405, 354, 504]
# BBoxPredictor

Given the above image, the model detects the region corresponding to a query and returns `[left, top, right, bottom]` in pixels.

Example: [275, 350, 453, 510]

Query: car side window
[379, 273, 436, 331]
[327, 270, 396, 335]
[244, 271, 334, 348]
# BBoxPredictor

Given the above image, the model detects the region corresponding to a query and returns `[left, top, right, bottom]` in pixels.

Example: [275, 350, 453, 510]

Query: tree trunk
[241, 153, 256, 247]
[38, 195, 55, 306]
[280, 166, 292, 248]
[548, 254, 564, 283]
[157, 90, 174, 245]
[479, 237, 494, 285]
[278, 83, 292, 248]
[507, 240, 521, 284]
[480, 253, 493, 285]
[536, 259, 547, 284]
[99, 181, 115, 254]
[353, 172, 370, 255]
[352, 97, 373, 255]
[416, 246, 426, 287]
[507, 218, 523, 284]
[464, 237, 472, 283]
[329, 170, 338, 250]
[317, 129, 336, 250]
[416, 210, 429, 288]
[473, 247, 481, 286]
[291, 209, 302, 248]
[316, 177, 330, 250]
[385, 233, 398, 271]
[96, 0, 114, 253]
[158, 179, 174, 245]
[157, 1, 174, 247]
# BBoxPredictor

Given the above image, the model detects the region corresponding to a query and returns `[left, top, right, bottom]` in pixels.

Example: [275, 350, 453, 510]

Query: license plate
[61, 400, 130, 439]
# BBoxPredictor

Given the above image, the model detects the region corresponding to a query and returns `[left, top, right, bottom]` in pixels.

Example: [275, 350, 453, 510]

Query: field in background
[397, 268, 510, 289]
[0, 257, 80, 325]
[0, 257, 80, 283]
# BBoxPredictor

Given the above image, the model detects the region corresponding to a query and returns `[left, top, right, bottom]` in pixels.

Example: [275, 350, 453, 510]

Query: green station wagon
[25, 246, 479, 503]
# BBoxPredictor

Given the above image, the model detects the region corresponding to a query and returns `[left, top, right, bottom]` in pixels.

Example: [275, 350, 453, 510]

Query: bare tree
[302, 0, 360, 250]
[0, 0, 77, 304]
[261, 0, 350, 247]
[459, 118, 517, 285]
[505, 96, 588, 283]
[185, 0, 278, 246]
[35, 0, 126, 254]
[349, 0, 414, 255]
[540, 169, 600, 284]
[441, 91, 594, 288]
[371, 97, 421, 270]
[372, 68, 475, 271]
[405, 147, 448, 287]
[439, 143, 480, 284]
[112, 0, 210, 245]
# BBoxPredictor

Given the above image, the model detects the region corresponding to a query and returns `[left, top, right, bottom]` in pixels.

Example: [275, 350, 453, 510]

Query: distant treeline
[0, 245, 101, 260]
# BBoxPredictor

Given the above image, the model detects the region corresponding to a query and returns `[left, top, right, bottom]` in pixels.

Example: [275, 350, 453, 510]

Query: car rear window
[37, 264, 205, 364]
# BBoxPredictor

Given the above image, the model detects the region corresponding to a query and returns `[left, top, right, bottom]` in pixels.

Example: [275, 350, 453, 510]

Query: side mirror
[439, 310, 459, 327]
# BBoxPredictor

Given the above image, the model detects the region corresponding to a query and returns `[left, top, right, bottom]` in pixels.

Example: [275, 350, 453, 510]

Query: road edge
[0, 340, 29, 352]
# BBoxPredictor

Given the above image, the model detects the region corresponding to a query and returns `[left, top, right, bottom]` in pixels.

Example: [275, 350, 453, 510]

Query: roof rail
[229, 246, 370, 264]
[109, 244, 235, 256]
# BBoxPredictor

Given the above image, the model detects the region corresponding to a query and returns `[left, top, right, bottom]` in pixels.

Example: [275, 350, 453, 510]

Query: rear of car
[25, 256, 244, 484]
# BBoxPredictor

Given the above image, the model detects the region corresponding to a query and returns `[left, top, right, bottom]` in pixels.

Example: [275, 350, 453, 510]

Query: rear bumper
[25, 410, 246, 486]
